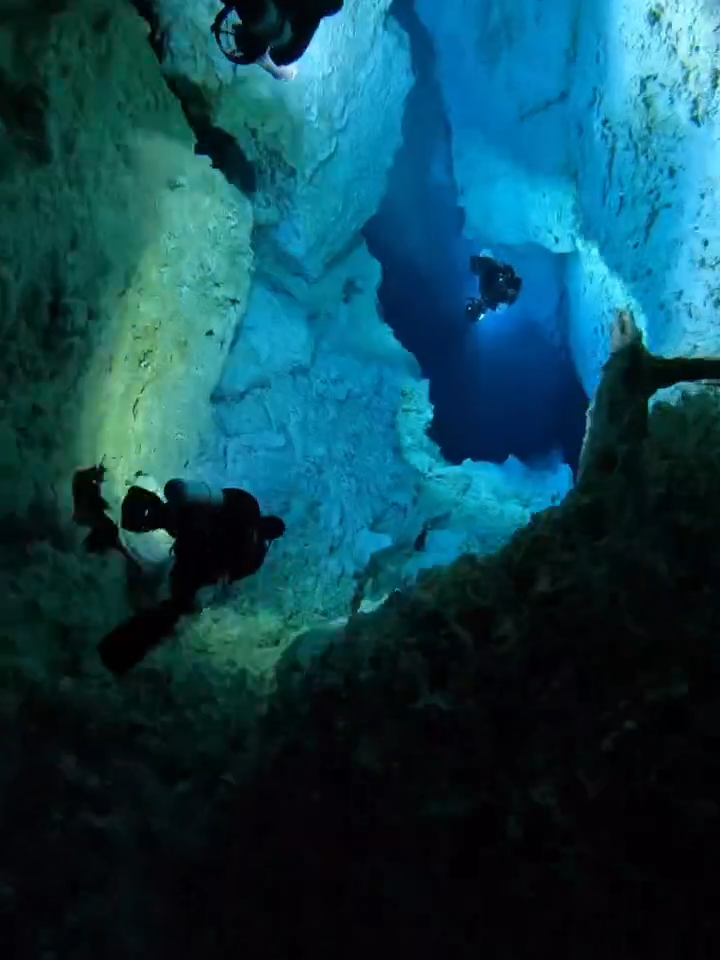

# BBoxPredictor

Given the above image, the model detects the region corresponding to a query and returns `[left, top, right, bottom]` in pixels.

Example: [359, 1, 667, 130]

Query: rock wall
[415, 0, 580, 253]
[0, 0, 575, 674]
[570, 0, 720, 365]
[0, 0, 253, 526]
[150, 0, 413, 277]
[199, 242, 424, 624]
[195, 239, 572, 629]
[417, 0, 720, 395]
[0, 0, 257, 680]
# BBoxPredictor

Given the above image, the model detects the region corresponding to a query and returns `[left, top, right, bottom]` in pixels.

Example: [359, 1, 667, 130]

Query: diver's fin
[83, 515, 121, 554]
[72, 464, 109, 526]
[97, 601, 182, 676]
[646, 355, 720, 394]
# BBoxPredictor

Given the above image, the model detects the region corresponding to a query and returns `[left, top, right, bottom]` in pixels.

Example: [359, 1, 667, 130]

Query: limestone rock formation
[415, 0, 580, 252]
[149, 0, 413, 276]
[0, 0, 253, 527]
[418, 0, 720, 394]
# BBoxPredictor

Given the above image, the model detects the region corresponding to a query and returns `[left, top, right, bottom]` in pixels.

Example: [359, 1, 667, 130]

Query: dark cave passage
[364, 0, 588, 471]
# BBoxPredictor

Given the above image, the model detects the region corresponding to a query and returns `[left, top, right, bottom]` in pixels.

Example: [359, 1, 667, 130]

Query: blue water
[365, 0, 588, 471]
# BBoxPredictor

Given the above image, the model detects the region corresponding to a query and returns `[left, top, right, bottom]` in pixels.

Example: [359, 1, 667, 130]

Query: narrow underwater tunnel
[365, 0, 589, 472]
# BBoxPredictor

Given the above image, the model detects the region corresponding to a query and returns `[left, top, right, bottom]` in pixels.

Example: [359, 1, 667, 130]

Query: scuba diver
[72, 468, 286, 676]
[466, 253, 522, 323]
[211, 0, 343, 80]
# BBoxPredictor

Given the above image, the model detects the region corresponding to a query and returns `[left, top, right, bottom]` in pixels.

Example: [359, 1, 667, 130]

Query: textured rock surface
[415, 0, 580, 253]
[419, 0, 720, 394]
[197, 240, 571, 628]
[0, 0, 568, 686]
[3, 4, 720, 956]
[151, 0, 413, 276]
[5, 327, 720, 960]
[201, 242, 422, 623]
[0, 0, 257, 690]
[570, 0, 720, 364]
[0, 0, 253, 526]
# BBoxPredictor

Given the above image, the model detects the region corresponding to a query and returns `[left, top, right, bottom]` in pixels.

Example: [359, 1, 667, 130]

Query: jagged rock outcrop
[4, 292, 720, 960]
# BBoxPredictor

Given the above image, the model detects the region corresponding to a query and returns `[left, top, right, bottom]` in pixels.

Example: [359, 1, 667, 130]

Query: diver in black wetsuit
[211, 0, 343, 80]
[73, 469, 285, 675]
[466, 254, 522, 323]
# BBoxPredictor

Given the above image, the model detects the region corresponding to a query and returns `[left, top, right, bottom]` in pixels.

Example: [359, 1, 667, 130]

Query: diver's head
[121, 486, 168, 533]
[259, 514, 286, 542]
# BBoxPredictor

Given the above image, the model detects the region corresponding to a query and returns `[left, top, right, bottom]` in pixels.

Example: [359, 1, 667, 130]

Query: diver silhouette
[73, 469, 285, 675]
[466, 254, 522, 323]
[211, 0, 343, 80]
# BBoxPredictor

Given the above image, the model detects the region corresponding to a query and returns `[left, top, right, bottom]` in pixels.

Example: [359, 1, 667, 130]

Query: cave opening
[364, 0, 589, 472]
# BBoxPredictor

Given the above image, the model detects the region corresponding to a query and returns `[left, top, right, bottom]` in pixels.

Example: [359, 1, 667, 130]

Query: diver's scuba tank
[122, 479, 223, 535]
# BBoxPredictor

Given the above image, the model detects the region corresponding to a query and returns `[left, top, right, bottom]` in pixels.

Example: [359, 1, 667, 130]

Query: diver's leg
[84, 515, 124, 555]
[268, 18, 317, 69]
[256, 50, 297, 79]
[97, 555, 205, 676]
[97, 601, 183, 676]
[169, 558, 205, 614]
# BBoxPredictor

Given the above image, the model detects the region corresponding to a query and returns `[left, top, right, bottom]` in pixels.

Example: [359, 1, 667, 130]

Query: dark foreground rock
[4, 318, 720, 960]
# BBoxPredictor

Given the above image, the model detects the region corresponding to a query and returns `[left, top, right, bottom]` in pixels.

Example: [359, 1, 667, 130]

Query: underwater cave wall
[0, 0, 258, 674]
[364, 0, 585, 469]
[0, 0, 251, 526]
[417, 0, 720, 396]
[135, 0, 573, 625]
[147, 0, 413, 278]
[569, 0, 720, 366]
[0, 0, 577, 660]
[415, 0, 580, 254]
[200, 244, 427, 625]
